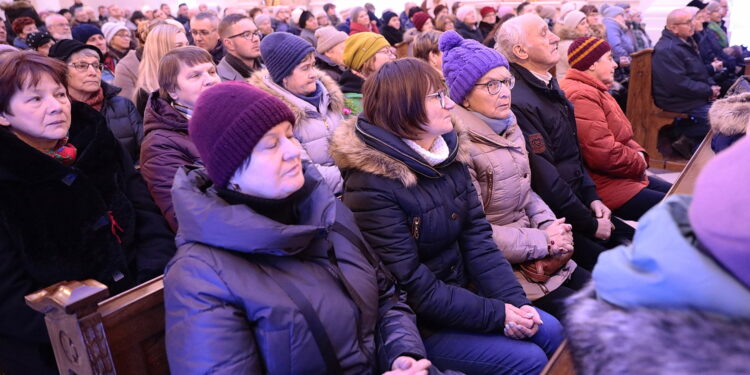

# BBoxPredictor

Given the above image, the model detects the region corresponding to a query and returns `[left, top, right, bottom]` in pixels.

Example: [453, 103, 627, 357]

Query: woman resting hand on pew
[0, 51, 175, 375]
[163, 81, 462, 375]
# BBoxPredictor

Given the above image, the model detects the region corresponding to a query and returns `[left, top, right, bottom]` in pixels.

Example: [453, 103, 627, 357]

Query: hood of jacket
[708, 91, 750, 136]
[143, 90, 188, 136]
[554, 23, 585, 41]
[592, 195, 750, 319]
[330, 115, 472, 188]
[248, 68, 345, 126]
[172, 164, 337, 256]
[565, 282, 750, 375]
[338, 69, 364, 94]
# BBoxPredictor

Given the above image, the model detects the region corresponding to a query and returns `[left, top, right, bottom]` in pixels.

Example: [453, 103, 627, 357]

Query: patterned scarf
[82, 87, 105, 111]
[41, 137, 77, 165]
[707, 21, 728, 48]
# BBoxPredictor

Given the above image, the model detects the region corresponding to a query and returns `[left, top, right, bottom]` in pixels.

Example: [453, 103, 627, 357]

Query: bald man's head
[666, 9, 695, 39]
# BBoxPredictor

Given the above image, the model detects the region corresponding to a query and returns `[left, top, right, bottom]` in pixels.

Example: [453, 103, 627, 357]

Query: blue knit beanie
[72, 24, 103, 43]
[260, 32, 315, 84]
[439, 30, 509, 104]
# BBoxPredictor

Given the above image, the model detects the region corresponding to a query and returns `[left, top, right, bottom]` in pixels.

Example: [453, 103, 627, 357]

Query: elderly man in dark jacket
[653, 8, 719, 150]
[496, 14, 634, 270]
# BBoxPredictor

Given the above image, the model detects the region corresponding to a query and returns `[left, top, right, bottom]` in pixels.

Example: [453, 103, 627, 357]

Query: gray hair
[44, 14, 67, 27]
[495, 14, 535, 63]
[67, 48, 101, 63]
[192, 12, 219, 27]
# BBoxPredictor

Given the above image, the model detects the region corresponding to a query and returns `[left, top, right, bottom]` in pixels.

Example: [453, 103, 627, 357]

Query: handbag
[518, 250, 573, 284]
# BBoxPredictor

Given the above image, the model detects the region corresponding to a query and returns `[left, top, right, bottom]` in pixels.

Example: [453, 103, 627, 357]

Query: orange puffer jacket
[560, 69, 648, 209]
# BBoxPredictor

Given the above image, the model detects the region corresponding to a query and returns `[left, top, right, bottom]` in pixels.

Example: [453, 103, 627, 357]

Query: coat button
[451, 213, 459, 220]
[523, 173, 528, 179]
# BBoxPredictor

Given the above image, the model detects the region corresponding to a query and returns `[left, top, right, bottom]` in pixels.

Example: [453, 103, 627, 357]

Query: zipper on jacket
[411, 217, 421, 240]
[484, 169, 494, 208]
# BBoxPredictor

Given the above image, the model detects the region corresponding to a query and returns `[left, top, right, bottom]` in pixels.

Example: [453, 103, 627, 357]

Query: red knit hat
[480, 6, 495, 18]
[412, 11, 432, 31]
[567, 36, 612, 71]
[189, 81, 296, 188]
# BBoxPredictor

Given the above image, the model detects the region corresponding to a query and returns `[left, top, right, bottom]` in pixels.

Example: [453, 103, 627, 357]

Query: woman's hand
[590, 200, 611, 220]
[503, 304, 538, 339]
[383, 357, 431, 375]
[543, 218, 574, 254]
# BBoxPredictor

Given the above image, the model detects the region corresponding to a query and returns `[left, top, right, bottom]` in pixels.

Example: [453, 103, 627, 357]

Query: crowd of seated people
[0, 0, 747, 374]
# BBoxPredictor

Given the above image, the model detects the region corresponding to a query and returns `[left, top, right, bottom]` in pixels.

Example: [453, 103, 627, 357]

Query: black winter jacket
[0, 103, 175, 375]
[101, 81, 144, 163]
[331, 116, 529, 334]
[652, 28, 715, 113]
[165, 165, 437, 374]
[454, 20, 483, 42]
[509, 63, 600, 235]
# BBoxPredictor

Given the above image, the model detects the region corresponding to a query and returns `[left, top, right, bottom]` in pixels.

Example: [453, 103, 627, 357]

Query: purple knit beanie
[189, 81, 296, 188]
[689, 136, 750, 290]
[260, 32, 315, 84]
[439, 30, 509, 104]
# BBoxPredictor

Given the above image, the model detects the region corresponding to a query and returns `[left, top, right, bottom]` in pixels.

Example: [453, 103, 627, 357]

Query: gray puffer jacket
[101, 81, 144, 163]
[249, 69, 345, 194]
[164, 165, 436, 375]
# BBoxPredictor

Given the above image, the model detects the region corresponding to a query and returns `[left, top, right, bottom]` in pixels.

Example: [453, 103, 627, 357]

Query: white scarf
[402, 136, 449, 166]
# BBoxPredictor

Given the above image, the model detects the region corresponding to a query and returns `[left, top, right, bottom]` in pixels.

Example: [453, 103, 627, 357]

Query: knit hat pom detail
[439, 30, 464, 53]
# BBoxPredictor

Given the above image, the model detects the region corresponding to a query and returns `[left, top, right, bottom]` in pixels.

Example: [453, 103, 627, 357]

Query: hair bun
[439, 30, 464, 53]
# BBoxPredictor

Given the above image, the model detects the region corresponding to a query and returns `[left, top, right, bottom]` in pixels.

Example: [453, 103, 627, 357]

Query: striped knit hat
[568, 36, 611, 71]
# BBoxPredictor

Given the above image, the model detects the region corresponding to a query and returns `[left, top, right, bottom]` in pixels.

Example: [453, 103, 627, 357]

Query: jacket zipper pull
[412, 217, 421, 240]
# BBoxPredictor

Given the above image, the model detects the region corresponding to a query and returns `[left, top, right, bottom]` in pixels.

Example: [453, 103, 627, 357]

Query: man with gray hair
[496, 13, 632, 270]
[190, 12, 224, 63]
[45, 13, 73, 40]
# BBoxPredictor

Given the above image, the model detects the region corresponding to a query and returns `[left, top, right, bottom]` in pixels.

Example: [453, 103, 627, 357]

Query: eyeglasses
[427, 90, 449, 109]
[474, 77, 515, 95]
[68, 62, 104, 72]
[114, 31, 131, 38]
[227, 30, 262, 41]
[376, 47, 396, 57]
[191, 29, 216, 36]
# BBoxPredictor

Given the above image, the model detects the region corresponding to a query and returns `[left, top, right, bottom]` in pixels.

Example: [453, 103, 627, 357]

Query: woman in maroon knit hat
[560, 36, 671, 220]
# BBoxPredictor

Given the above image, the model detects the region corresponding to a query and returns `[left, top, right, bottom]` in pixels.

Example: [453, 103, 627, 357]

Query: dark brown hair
[363, 58, 446, 139]
[158, 46, 214, 100]
[0, 51, 68, 115]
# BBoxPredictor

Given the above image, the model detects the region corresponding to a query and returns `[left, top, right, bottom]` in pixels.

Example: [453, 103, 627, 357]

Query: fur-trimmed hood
[247, 68, 345, 126]
[330, 115, 472, 188]
[553, 23, 584, 41]
[565, 283, 750, 375]
[709, 92, 750, 136]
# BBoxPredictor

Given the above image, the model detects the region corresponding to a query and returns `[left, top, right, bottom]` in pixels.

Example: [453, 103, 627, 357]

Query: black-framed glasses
[227, 30, 262, 41]
[427, 89, 449, 109]
[68, 62, 104, 72]
[474, 77, 515, 95]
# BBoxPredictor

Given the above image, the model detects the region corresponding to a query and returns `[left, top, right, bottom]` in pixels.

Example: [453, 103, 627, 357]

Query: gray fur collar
[330, 116, 473, 188]
[709, 92, 750, 136]
[247, 68, 345, 126]
[565, 283, 750, 375]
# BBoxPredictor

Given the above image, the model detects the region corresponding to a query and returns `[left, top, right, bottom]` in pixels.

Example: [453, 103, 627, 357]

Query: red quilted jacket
[560, 69, 648, 209]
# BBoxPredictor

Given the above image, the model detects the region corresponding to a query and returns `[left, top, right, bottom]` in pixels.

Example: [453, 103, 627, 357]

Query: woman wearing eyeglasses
[249, 32, 346, 195]
[440, 31, 590, 319]
[339, 32, 396, 116]
[49, 39, 144, 164]
[330, 57, 564, 375]
[0, 50, 174, 375]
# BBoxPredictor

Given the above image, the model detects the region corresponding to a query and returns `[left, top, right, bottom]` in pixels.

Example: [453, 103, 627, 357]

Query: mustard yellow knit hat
[343, 32, 390, 71]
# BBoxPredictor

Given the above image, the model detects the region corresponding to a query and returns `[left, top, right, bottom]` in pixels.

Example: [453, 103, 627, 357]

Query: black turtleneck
[217, 187, 302, 225]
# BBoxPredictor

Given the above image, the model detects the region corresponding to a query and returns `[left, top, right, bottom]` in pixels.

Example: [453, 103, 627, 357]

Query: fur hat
[708, 92, 750, 136]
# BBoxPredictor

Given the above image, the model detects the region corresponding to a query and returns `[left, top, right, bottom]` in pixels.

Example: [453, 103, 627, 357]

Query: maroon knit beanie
[189, 81, 296, 188]
[568, 36, 612, 71]
[413, 11, 432, 31]
[480, 6, 495, 18]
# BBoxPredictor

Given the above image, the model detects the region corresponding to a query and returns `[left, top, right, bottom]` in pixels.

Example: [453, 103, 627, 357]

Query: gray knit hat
[315, 26, 347, 54]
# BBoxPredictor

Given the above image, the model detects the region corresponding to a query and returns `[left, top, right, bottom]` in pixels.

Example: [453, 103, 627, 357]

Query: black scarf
[380, 25, 403, 45]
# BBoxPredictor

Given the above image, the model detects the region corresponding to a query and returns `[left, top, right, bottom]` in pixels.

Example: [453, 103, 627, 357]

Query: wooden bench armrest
[26, 279, 109, 316]
[541, 340, 576, 375]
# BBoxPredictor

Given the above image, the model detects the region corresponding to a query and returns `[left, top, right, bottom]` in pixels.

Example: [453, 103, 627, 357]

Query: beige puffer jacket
[455, 106, 577, 300]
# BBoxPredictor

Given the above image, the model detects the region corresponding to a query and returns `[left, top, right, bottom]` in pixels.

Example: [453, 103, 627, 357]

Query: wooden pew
[540, 340, 576, 375]
[626, 48, 688, 171]
[25, 277, 167, 375]
[666, 130, 715, 196]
